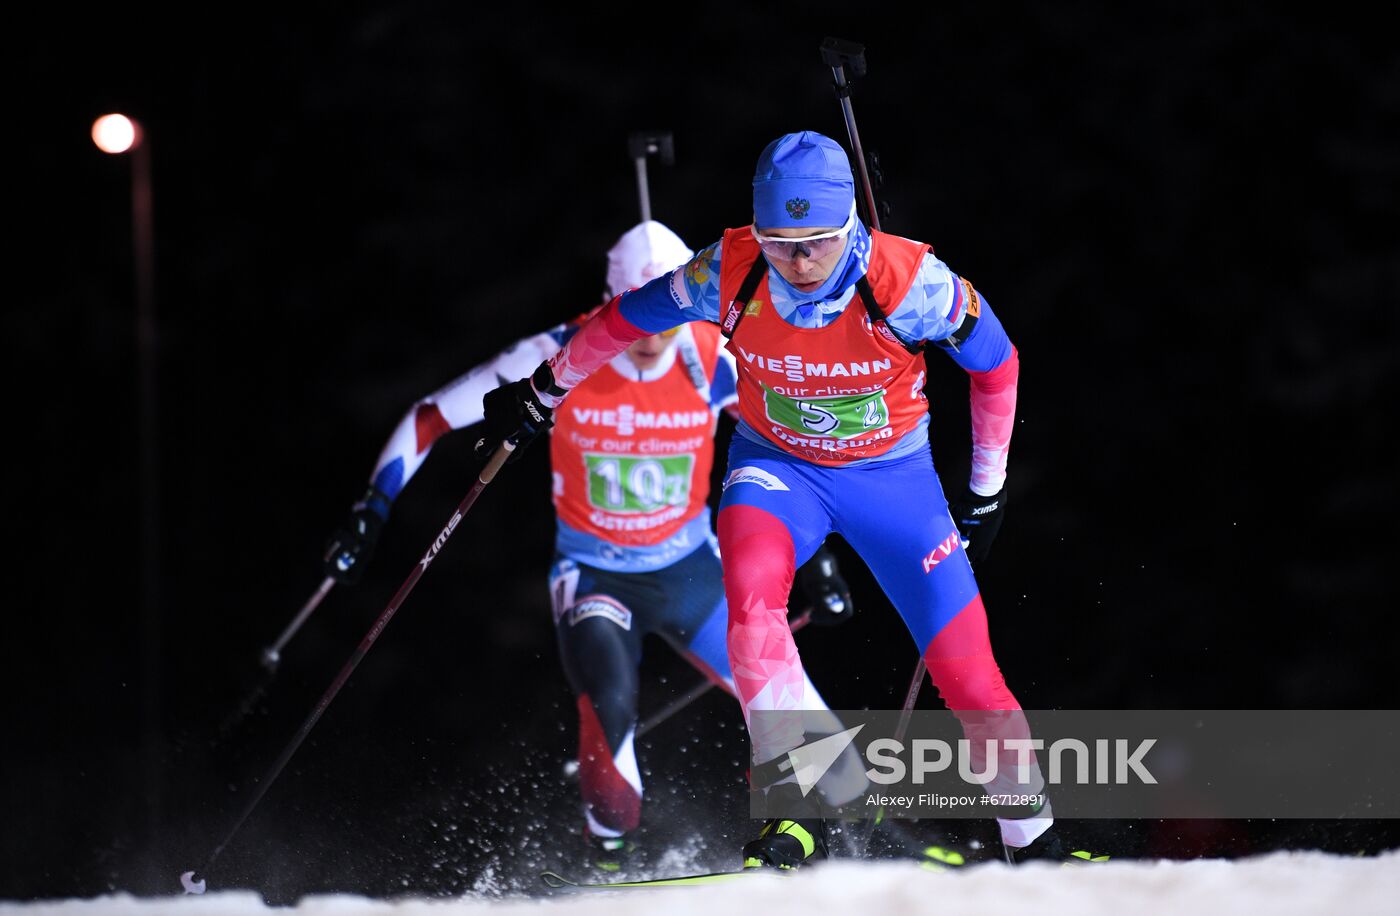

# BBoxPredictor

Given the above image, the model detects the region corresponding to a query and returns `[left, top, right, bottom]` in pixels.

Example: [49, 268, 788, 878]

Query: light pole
[93, 112, 162, 862]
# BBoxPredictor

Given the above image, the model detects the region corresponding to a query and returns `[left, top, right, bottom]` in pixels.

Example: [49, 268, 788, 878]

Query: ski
[540, 868, 776, 889]
[540, 832, 978, 889]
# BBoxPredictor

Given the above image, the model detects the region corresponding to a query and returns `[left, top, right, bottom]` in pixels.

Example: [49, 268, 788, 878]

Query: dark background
[7, 3, 1398, 903]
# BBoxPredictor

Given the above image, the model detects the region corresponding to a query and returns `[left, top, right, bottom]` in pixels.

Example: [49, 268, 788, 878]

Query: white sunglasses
[751, 203, 857, 261]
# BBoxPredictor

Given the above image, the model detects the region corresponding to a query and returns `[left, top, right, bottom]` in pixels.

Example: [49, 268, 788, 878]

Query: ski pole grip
[479, 440, 514, 484]
[820, 37, 867, 78]
[628, 130, 675, 165]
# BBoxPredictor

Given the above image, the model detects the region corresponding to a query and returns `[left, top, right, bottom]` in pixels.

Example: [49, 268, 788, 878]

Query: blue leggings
[716, 436, 1021, 766]
[718, 436, 981, 650]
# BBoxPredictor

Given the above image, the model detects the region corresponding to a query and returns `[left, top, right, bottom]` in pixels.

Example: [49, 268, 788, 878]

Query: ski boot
[743, 816, 828, 870]
[919, 844, 969, 872]
[742, 782, 828, 870]
[584, 830, 638, 874]
[848, 811, 970, 870]
[1003, 829, 1111, 866]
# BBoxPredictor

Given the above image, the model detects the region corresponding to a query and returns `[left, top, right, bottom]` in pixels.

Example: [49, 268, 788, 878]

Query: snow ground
[5, 850, 1399, 915]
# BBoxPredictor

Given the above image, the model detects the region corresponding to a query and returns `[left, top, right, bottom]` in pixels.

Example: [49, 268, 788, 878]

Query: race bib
[584, 454, 694, 513]
[762, 385, 890, 439]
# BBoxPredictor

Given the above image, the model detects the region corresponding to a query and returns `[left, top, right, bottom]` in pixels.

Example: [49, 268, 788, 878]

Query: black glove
[795, 543, 856, 627]
[477, 364, 557, 461]
[323, 489, 389, 584]
[949, 486, 1006, 566]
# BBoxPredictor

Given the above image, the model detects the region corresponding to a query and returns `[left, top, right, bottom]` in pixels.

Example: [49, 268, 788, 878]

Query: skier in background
[323, 221, 865, 873]
[477, 132, 1074, 869]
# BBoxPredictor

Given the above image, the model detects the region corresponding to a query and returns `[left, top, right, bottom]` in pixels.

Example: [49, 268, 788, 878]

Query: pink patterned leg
[924, 594, 1052, 847]
[718, 504, 807, 765]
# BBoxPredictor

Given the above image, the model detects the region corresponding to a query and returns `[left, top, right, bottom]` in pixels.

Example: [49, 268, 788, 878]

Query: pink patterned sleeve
[967, 346, 1020, 496]
[536, 295, 650, 406]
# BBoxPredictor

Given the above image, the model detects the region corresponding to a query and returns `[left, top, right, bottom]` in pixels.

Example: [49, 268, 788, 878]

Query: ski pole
[627, 130, 674, 222]
[820, 37, 884, 231]
[260, 575, 336, 670]
[858, 654, 926, 855]
[893, 657, 927, 745]
[212, 576, 339, 744]
[637, 608, 814, 739]
[180, 441, 515, 894]
[561, 609, 814, 781]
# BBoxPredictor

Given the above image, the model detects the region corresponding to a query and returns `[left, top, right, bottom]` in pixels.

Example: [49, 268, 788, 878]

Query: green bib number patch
[762, 386, 890, 439]
[585, 454, 694, 513]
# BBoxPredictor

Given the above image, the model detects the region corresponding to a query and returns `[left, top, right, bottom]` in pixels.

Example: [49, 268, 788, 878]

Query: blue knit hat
[752, 131, 855, 229]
